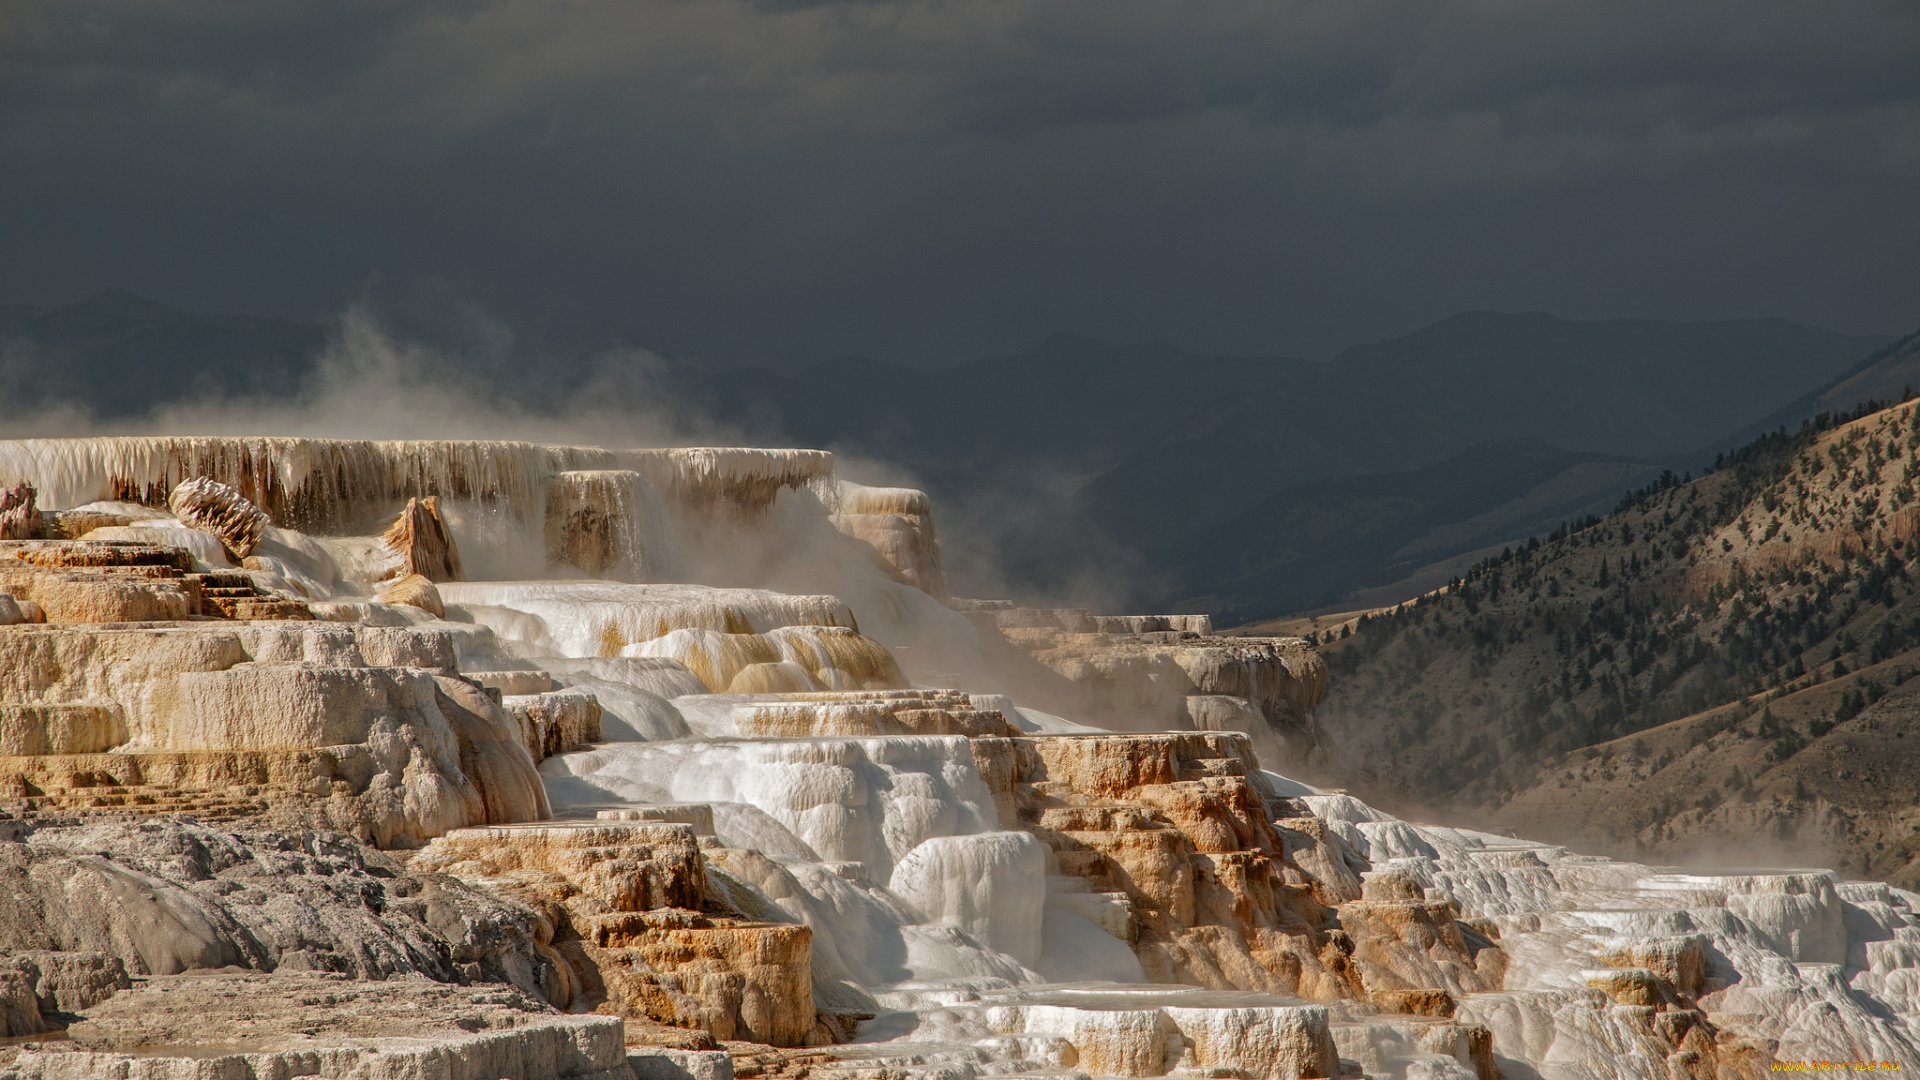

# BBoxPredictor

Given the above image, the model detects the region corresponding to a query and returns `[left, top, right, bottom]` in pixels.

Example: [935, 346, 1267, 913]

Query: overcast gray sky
[2, 0, 1916, 367]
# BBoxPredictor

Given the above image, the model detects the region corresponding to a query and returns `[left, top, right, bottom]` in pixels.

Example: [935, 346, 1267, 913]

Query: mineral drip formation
[0, 435, 1913, 1080]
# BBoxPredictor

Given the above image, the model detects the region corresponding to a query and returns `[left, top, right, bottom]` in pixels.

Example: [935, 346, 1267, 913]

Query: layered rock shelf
[0, 436, 1912, 1080]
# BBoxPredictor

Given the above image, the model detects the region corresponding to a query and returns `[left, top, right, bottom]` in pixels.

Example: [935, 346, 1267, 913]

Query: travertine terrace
[0, 436, 1914, 1080]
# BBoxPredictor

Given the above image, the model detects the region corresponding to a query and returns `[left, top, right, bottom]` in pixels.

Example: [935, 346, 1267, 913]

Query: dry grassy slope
[1497, 652, 1920, 886]
[1315, 393, 1920, 885]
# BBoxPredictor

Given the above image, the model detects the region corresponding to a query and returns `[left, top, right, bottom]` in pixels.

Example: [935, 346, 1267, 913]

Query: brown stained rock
[1597, 934, 1709, 998]
[1585, 967, 1675, 1008]
[1336, 900, 1507, 999]
[376, 571, 447, 616]
[0, 965, 46, 1037]
[1372, 987, 1457, 1017]
[1025, 734, 1187, 796]
[828, 484, 948, 601]
[382, 495, 464, 583]
[1131, 776, 1281, 855]
[504, 691, 604, 761]
[969, 731, 1507, 1007]
[545, 470, 646, 578]
[0, 541, 193, 572]
[167, 477, 268, 559]
[0, 482, 44, 542]
[0, 538, 318, 622]
[1273, 817, 1366, 905]
[410, 822, 821, 1048]
[0, 567, 198, 623]
[411, 822, 709, 915]
[0, 540, 226, 623]
[1415, 1020, 1498, 1080]
[587, 921, 815, 1046]
[1058, 827, 1197, 927]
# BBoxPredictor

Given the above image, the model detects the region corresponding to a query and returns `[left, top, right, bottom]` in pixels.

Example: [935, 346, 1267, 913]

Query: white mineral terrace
[1, 436, 1917, 1080]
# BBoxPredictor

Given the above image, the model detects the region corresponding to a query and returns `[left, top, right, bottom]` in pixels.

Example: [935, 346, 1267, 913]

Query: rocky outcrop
[958, 603, 1327, 763]
[3, 971, 631, 1080]
[0, 483, 41, 542]
[0, 620, 548, 846]
[0, 951, 127, 1036]
[969, 732, 1504, 1012]
[0, 539, 311, 622]
[0, 540, 201, 622]
[383, 494, 465, 582]
[412, 822, 711, 915]
[828, 484, 947, 601]
[412, 822, 825, 1048]
[986, 1000, 1340, 1080]
[0, 819, 565, 997]
[378, 570, 448, 615]
[508, 690, 605, 760]
[731, 691, 1015, 739]
[167, 476, 269, 558]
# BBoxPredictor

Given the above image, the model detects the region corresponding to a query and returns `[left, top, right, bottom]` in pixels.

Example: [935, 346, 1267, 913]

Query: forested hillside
[1313, 336, 1920, 883]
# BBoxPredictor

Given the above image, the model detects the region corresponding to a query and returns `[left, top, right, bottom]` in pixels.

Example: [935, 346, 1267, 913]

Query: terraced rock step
[0, 970, 632, 1080]
[827, 985, 1493, 1080]
[0, 776, 278, 822]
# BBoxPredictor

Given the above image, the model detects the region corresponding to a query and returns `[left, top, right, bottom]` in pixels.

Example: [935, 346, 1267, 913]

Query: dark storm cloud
[1, 0, 1915, 363]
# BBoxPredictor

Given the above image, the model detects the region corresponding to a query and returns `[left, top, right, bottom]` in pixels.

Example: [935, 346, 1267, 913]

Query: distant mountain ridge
[0, 290, 322, 418]
[0, 290, 1889, 617]
[1175, 439, 1651, 621]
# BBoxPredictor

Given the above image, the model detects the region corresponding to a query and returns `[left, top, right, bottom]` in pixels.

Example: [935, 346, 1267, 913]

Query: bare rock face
[731, 691, 1015, 739]
[377, 570, 447, 616]
[546, 470, 656, 579]
[168, 477, 269, 559]
[969, 732, 1505, 1011]
[957, 603, 1328, 762]
[506, 690, 604, 760]
[591, 915, 816, 1047]
[413, 822, 711, 914]
[0, 819, 565, 999]
[2, 951, 128, 1018]
[0, 622, 549, 846]
[413, 825, 836, 1048]
[0, 539, 312, 623]
[411, 822, 822, 1048]
[8, 970, 630, 1080]
[383, 495, 465, 583]
[829, 484, 948, 601]
[0, 541, 200, 622]
[0, 483, 42, 542]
